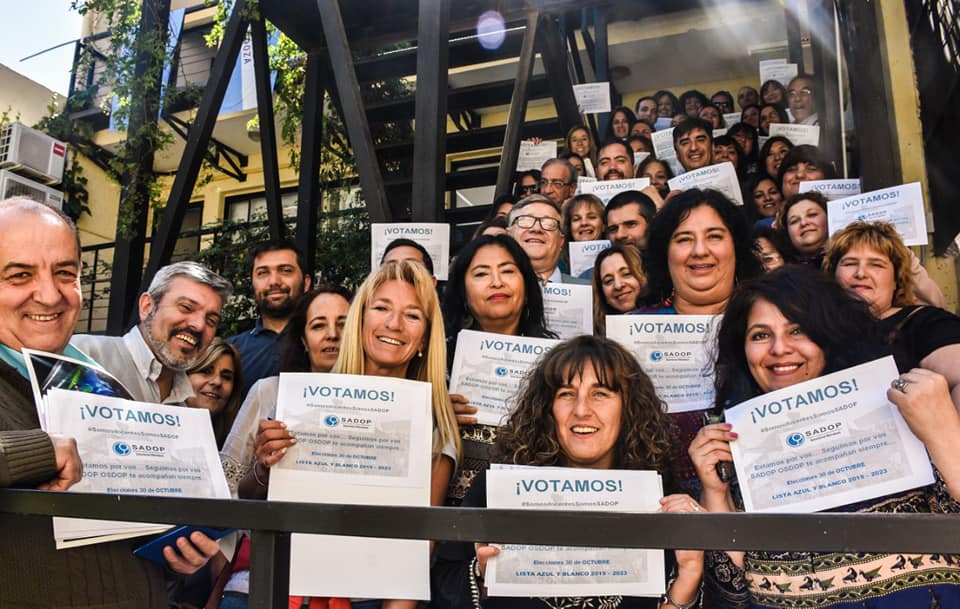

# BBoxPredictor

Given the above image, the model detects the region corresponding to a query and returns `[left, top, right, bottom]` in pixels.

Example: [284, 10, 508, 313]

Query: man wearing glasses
[788, 74, 819, 126]
[507, 195, 589, 285]
[537, 158, 578, 208]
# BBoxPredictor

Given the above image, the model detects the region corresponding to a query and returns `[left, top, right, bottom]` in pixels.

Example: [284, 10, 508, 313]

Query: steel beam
[251, 17, 285, 240]
[296, 53, 326, 276]
[808, 0, 841, 165]
[106, 0, 172, 334]
[537, 15, 582, 136]
[139, 0, 250, 296]
[495, 10, 539, 198]
[593, 7, 614, 137]
[835, 0, 903, 190]
[249, 530, 290, 609]
[411, 0, 450, 222]
[316, 0, 391, 223]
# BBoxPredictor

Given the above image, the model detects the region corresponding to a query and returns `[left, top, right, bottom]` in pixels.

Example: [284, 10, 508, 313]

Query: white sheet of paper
[270, 373, 432, 599]
[668, 161, 744, 206]
[633, 151, 650, 167]
[449, 331, 561, 426]
[573, 82, 612, 114]
[44, 389, 229, 544]
[543, 283, 593, 339]
[768, 123, 820, 147]
[712, 128, 727, 138]
[760, 61, 798, 86]
[798, 179, 862, 200]
[827, 182, 929, 246]
[651, 128, 676, 165]
[606, 315, 720, 413]
[723, 112, 742, 127]
[579, 178, 650, 205]
[725, 357, 935, 513]
[486, 467, 665, 598]
[569, 240, 611, 278]
[575, 175, 597, 195]
[517, 140, 558, 172]
[370, 223, 450, 280]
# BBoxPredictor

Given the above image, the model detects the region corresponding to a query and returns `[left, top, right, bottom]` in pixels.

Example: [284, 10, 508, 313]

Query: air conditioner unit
[0, 122, 67, 185]
[0, 170, 64, 210]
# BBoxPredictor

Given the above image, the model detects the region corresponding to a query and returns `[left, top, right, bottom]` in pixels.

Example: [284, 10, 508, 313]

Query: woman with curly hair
[432, 336, 705, 609]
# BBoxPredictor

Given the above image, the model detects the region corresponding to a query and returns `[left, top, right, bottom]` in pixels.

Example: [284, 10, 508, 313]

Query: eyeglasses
[512, 215, 561, 232]
[518, 184, 539, 194]
[788, 88, 813, 99]
[539, 179, 571, 190]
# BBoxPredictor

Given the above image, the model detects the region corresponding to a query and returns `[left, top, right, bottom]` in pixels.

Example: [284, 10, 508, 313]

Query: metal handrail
[1, 489, 959, 608]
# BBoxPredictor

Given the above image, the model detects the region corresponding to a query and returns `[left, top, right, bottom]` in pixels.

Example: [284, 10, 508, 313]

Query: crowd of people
[1, 76, 959, 609]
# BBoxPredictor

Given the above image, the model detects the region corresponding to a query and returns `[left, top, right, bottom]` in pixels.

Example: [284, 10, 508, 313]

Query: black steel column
[316, 0, 391, 223]
[249, 530, 290, 608]
[106, 0, 172, 334]
[784, 0, 805, 71]
[835, 0, 902, 189]
[537, 16, 581, 135]
[809, 0, 841, 164]
[411, 0, 450, 222]
[251, 17, 285, 241]
[495, 10, 539, 198]
[594, 7, 613, 137]
[139, 0, 250, 295]
[296, 53, 325, 276]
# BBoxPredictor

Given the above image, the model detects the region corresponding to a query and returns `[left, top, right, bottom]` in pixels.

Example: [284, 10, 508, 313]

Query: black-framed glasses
[518, 184, 539, 194]
[511, 215, 561, 232]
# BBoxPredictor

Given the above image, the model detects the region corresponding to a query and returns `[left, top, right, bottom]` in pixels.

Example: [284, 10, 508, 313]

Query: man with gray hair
[538, 157, 578, 208]
[73, 261, 232, 404]
[507, 195, 588, 285]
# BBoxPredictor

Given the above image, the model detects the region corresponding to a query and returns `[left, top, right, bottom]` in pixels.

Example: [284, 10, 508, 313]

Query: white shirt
[72, 328, 195, 405]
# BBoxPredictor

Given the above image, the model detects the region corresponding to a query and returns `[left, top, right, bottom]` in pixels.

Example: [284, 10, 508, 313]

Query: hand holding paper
[255, 418, 296, 467]
[36, 433, 83, 491]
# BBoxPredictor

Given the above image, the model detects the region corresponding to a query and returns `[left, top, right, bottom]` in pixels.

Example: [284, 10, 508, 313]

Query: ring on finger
[892, 378, 909, 393]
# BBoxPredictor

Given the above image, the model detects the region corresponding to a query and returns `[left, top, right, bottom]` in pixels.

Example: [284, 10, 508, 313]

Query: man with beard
[228, 241, 311, 397]
[596, 139, 635, 181]
[73, 261, 232, 404]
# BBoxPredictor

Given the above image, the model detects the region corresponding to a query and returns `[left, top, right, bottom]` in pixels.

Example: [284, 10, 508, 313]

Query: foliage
[194, 204, 371, 336]
[34, 98, 92, 221]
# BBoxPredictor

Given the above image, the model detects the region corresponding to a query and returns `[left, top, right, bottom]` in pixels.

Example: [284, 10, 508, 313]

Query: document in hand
[485, 466, 665, 598]
[269, 373, 433, 599]
[370, 223, 451, 280]
[725, 357, 934, 513]
[43, 389, 231, 548]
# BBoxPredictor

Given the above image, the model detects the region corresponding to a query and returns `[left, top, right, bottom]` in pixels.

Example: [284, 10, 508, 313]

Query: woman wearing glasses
[513, 170, 541, 198]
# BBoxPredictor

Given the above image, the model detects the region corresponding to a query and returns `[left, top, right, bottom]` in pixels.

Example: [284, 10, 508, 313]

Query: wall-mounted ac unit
[0, 170, 64, 210]
[0, 122, 67, 185]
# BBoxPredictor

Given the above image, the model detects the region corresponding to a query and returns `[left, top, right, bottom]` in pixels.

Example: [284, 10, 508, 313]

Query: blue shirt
[227, 319, 281, 400]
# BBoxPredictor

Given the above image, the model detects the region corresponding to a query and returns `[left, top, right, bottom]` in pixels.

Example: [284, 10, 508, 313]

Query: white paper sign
[543, 283, 593, 339]
[517, 140, 558, 172]
[827, 182, 929, 246]
[579, 178, 650, 205]
[768, 123, 820, 147]
[44, 390, 229, 545]
[726, 357, 935, 513]
[606, 315, 720, 413]
[486, 467, 665, 598]
[760, 61, 798, 86]
[573, 82, 612, 114]
[668, 161, 744, 206]
[449, 331, 561, 426]
[270, 373, 433, 599]
[633, 151, 650, 167]
[712, 128, 727, 138]
[569, 240, 611, 278]
[575, 175, 597, 195]
[723, 112, 742, 127]
[651, 127, 685, 176]
[371, 223, 450, 280]
[798, 179, 862, 200]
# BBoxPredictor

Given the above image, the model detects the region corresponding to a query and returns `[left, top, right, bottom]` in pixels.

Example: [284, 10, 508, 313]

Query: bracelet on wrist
[253, 461, 268, 487]
[661, 576, 700, 609]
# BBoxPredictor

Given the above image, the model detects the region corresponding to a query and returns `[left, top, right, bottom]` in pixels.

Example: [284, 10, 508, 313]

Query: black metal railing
[1, 489, 959, 608]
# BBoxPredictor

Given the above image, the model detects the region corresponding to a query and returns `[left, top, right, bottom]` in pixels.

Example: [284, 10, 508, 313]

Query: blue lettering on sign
[515, 479, 624, 495]
[841, 191, 899, 210]
[628, 321, 710, 335]
[480, 339, 552, 356]
[302, 385, 395, 401]
[749, 378, 859, 424]
[81, 405, 181, 426]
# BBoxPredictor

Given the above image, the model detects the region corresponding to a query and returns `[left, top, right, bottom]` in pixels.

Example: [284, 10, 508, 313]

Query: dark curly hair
[642, 188, 761, 307]
[495, 335, 673, 473]
[714, 265, 884, 408]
